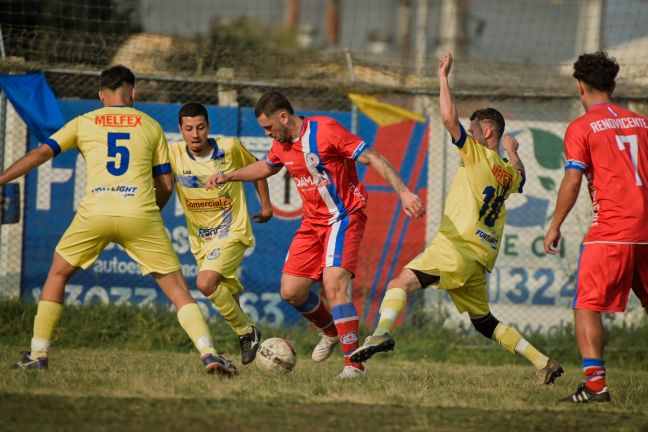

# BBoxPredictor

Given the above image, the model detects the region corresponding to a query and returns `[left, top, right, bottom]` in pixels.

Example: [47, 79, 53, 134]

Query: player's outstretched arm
[544, 169, 582, 254]
[438, 52, 462, 142]
[154, 173, 173, 210]
[205, 160, 280, 190]
[0, 144, 54, 186]
[252, 178, 273, 223]
[357, 147, 425, 218]
[502, 135, 525, 176]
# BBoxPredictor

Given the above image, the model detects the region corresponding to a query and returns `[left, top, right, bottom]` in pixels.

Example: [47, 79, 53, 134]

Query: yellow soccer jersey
[169, 137, 257, 254]
[45, 106, 171, 218]
[438, 124, 525, 271]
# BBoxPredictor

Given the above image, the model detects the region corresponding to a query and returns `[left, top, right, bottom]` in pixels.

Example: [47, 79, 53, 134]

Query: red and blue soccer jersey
[265, 116, 369, 225]
[565, 103, 648, 243]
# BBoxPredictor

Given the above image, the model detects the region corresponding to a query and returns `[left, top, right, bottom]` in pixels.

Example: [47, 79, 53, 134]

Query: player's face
[468, 119, 487, 146]
[180, 116, 211, 156]
[258, 112, 291, 143]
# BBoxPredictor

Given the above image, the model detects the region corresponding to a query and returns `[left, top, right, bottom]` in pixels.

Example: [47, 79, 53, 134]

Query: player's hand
[205, 172, 231, 190]
[543, 227, 561, 255]
[502, 135, 520, 155]
[400, 191, 425, 218]
[253, 207, 273, 223]
[438, 52, 453, 78]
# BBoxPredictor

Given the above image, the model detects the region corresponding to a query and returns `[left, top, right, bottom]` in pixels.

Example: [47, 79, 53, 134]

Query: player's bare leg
[11, 253, 77, 370]
[154, 270, 237, 376]
[196, 270, 260, 365]
[321, 267, 365, 378]
[281, 274, 339, 362]
[350, 268, 421, 364]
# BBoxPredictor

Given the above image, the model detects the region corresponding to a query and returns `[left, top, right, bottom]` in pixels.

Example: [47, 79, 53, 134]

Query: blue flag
[0, 72, 65, 143]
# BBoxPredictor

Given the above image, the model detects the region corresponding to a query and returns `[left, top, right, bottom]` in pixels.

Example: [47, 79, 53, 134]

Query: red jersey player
[207, 91, 424, 378]
[545, 52, 648, 403]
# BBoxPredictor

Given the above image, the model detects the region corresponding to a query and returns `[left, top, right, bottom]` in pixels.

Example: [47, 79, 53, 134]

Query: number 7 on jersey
[616, 134, 643, 186]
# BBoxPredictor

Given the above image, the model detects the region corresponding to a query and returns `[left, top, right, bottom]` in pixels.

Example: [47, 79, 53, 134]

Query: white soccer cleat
[337, 364, 367, 379]
[311, 333, 339, 362]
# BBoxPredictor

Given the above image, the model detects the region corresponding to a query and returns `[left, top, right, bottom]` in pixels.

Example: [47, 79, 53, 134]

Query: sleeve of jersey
[453, 124, 482, 165]
[235, 139, 259, 166]
[44, 118, 79, 156]
[264, 143, 283, 168]
[514, 168, 526, 193]
[329, 120, 367, 159]
[563, 123, 589, 171]
[151, 125, 172, 176]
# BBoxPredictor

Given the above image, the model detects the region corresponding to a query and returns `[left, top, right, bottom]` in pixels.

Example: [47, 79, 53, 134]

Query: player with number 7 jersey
[563, 102, 648, 242]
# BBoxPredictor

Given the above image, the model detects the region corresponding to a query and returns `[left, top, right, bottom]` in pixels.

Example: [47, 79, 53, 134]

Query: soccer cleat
[536, 358, 564, 384]
[239, 326, 262, 365]
[349, 333, 395, 363]
[560, 383, 611, 403]
[201, 353, 239, 377]
[10, 352, 48, 370]
[337, 364, 367, 379]
[311, 333, 339, 362]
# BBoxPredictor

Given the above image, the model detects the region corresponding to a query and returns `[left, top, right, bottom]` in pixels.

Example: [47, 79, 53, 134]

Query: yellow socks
[177, 303, 217, 356]
[208, 286, 253, 336]
[374, 288, 407, 336]
[492, 322, 549, 369]
[31, 300, 64, 359]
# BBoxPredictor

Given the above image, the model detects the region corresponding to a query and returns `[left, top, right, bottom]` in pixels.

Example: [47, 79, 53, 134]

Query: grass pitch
[1, 300, 648, 431]
[2, 348, 648, 432]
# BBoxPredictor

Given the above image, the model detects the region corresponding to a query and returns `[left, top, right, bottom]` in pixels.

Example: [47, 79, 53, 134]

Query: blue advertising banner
[20, 100, 387, 327]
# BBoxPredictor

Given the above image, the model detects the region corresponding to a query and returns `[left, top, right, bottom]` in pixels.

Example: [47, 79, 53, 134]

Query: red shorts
[574, 243, 648, 312]
[283, 211, 367, 280]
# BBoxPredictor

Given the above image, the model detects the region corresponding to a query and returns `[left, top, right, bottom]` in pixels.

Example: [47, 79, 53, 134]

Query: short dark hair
[254, 91, 295, 117]
[573, 51, 619, 93]
[470, 108, 505, 140]
[100, 65, 135, 90]
[178, 102, 209, 125]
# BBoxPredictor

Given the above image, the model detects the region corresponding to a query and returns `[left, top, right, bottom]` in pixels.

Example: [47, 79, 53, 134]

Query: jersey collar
[292, 116, 307, 143]
[588, 101, 613, 112]
[185, 137, 225, 161]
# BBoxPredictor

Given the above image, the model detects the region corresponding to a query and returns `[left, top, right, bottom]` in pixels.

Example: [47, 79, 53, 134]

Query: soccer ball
[255, 337, 297, 375]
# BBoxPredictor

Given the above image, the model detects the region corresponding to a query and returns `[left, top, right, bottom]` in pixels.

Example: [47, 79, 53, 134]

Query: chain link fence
[2, 0, 648, 330]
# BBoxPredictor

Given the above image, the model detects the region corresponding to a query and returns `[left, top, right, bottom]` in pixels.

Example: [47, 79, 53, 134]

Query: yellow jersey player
[170, 102, 272, 365]
[350, 53, 564, 385]
[4, 66, 237, 376]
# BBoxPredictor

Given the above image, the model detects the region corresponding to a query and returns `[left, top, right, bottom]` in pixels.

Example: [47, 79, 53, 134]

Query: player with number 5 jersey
[47, 102, 170, 218]
[2, 65, 238, 377]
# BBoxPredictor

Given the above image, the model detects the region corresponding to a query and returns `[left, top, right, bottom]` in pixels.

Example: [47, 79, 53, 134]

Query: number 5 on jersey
[107, 132, 130, 176]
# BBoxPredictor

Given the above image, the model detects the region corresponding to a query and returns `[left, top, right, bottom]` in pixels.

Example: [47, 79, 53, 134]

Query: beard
[274, 125, 292, 143]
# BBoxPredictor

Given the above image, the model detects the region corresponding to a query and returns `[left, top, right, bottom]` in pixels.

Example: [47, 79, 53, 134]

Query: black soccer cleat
[239, 326, 262, 365]
[201, 353, 239, 377]
[560, 383, 610, 403]
[10, 352, 48, 370]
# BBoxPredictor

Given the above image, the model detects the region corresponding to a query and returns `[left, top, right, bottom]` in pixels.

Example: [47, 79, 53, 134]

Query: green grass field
[2, 300, 648, 431]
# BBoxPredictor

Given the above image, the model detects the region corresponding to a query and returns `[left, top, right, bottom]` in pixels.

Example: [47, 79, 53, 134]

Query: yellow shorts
[56, 212, 181, 275]
[194, 236, 248, 295]
[405, 236, 489, 315]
